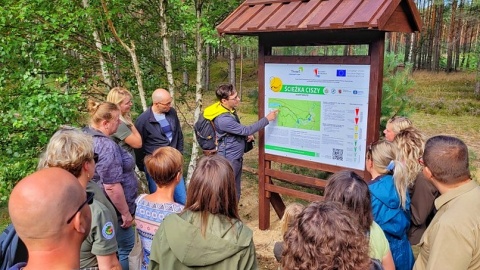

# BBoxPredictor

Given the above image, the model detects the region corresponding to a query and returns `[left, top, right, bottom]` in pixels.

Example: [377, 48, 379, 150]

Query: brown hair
[184, 155, 240, 236]
[282, 201, 371, 270]
[144, 146, 183, 188]
[423, 135, 470, 184]
[215, 84, 235, 101]
[324, 170, 373, 233]
[87, 100, 119, 126]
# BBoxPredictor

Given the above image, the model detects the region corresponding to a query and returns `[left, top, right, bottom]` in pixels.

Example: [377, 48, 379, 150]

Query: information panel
[264, 63, 370, 170]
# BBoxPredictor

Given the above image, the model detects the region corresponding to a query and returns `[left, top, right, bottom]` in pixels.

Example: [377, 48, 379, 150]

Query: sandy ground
[238, 173, 282, 270]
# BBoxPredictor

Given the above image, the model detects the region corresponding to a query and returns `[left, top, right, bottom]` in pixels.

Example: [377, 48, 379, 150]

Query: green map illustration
[268, 98, 321, 131]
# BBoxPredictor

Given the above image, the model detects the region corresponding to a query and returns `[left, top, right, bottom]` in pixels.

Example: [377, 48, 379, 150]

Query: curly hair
[387, 116, 412, 135]
[282, 201, 371, 270]
[393, 127, 426, 187]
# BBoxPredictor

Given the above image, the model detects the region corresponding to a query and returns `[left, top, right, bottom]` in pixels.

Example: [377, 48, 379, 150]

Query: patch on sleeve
[102, 221, 115, 240]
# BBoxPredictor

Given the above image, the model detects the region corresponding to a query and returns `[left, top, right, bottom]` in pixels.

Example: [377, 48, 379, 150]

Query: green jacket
[148, 210, 258, 270]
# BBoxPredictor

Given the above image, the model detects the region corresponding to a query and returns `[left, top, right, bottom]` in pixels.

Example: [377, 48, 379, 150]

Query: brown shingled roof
[217, 0, 422, 35]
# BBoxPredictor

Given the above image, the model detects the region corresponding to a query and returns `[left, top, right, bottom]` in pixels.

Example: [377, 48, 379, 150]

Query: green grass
[411, 71, 480, 116]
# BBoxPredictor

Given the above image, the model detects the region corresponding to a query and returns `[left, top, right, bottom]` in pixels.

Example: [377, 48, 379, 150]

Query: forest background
[0, 0, 480, 207]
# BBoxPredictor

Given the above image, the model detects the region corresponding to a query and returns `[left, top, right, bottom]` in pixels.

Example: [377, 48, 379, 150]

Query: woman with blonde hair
[84, 100, 138, 270]
[282, 201, 372, 270]
[135, 146, 184, 270]
[394, 127, 439, 245]
[366, 139, 414, 270]
[273, 203, 304, 262]
[148, 155, 257, 269]
[383, 116, 412, 142]
[38, 126, 121, 270]
[106, 87, 142, 157]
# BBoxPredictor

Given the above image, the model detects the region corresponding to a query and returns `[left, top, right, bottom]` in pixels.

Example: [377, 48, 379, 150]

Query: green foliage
[0, 80, 84, 205]
[380, 53, 415, 131]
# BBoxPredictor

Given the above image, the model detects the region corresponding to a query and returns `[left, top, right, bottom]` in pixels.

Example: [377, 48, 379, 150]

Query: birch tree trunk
[82, 0, 112, 88]
[159, 0, 175, 105]
[181, 31, 189, 86]
[229, 43, 236, 86]
[101, 0, 147, 110]
[186, 1, 204, 185]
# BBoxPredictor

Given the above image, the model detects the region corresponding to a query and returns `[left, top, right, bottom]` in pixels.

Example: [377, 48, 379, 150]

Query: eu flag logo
[336, 69, 346, 77]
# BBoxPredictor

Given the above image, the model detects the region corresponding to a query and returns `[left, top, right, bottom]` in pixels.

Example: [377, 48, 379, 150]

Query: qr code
[332, 148, 343, 161]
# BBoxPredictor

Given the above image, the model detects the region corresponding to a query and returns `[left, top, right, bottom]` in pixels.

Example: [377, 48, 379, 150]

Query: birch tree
[101, 0, 147, 110]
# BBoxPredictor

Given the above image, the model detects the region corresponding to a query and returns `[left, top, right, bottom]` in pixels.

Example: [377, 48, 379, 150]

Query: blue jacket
[369, 174, 414, 270]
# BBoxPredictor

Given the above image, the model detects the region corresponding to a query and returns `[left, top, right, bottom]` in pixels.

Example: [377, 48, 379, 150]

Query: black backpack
[194, 113, 219, 155]
[0, 224, 28, 270]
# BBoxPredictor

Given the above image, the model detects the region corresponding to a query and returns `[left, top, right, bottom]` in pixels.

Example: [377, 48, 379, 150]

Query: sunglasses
[67, 192, 94, 224]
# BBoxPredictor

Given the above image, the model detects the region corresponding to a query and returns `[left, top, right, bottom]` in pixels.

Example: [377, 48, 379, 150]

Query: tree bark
[82, 0, 112, 88]
[101, 0, 147, 110]
[446, 0, 458, 72]
[159, 0, 175, 105]
[229, 43, 236, 86]
[186, 0, 204, 185]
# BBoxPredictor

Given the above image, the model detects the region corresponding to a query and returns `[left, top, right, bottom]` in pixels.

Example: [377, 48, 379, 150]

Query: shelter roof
[217, 0, 422, 35]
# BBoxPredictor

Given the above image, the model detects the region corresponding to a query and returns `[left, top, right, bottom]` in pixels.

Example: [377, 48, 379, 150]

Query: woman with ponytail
[366, 140, 414, 270]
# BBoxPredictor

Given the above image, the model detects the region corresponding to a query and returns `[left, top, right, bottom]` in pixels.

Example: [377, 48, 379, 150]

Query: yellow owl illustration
[270, 77, 283, 92]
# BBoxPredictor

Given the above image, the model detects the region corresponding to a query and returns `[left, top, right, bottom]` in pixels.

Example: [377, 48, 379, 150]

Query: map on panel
[268, 98, 321, 131]
[264, 63, 371, 170]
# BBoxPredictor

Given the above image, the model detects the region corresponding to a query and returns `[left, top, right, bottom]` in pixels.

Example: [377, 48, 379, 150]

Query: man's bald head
[152, 88, 171, 103]
[9, 167, 89, 242]
[151, 88, 172, 114]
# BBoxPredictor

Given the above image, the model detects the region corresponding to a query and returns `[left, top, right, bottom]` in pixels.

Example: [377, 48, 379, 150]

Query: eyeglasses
[93, 153, 99, 163]
[156, 101, 172, 106]
[67, 192, 94, 224]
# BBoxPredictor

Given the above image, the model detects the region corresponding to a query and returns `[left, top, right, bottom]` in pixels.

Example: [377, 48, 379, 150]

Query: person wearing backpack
[203, 84, 278, 201]
[0, 224, 27, 270]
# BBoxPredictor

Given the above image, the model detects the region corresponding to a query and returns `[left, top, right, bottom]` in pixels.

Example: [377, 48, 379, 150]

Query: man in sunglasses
[8, 167, 92, 270]
[414, 136, 480, 270]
